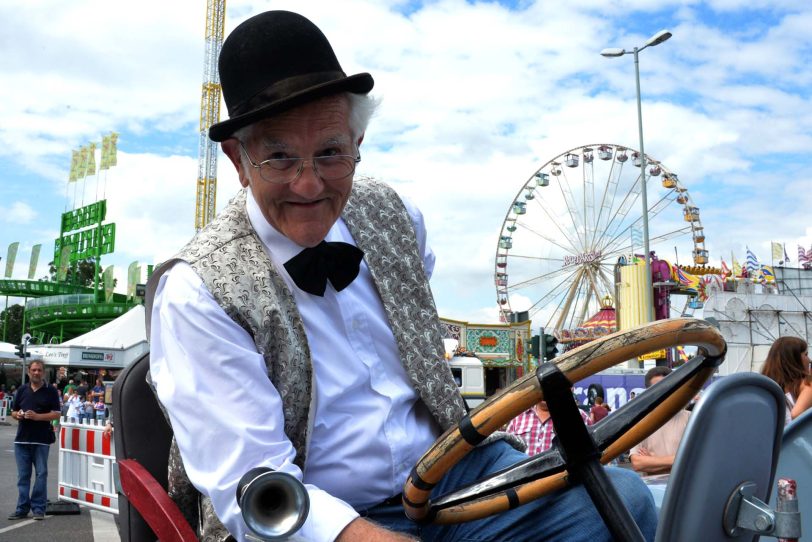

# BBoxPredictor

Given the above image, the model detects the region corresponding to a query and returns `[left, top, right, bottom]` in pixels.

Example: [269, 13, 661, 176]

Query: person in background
[148, 9, 657, 542]
[630, 367, 690, 475]
[761, 336, 812, 425]
[8, 359, 61, 521]
[506, 399, 592, 456]
[590, 396, 610, 423]
[62, 379, 75, 401]
[94, 396, 106, 421]
[65, 390, 81, 422]
[75, 379, 88, 401]
[91, 377, 106, 403]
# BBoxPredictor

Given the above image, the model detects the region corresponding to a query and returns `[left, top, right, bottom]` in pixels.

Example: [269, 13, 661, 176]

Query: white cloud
[1, 202, 36, 224]
[1, 0, 812, 325]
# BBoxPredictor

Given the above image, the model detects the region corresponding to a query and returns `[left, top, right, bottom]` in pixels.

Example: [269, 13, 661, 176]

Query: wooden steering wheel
[403, 318, 726, 525]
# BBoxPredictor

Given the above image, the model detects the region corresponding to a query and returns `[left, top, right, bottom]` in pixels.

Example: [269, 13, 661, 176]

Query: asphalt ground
[0, 419, 120, 542]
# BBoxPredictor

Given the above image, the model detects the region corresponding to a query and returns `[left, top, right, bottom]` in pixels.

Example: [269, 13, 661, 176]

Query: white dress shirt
[150, 187, 440, 541]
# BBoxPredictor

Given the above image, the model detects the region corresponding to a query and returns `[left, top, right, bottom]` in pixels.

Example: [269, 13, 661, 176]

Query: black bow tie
[283, 241, 365, 296]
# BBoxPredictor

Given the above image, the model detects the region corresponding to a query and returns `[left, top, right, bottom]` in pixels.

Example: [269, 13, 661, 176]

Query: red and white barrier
[0, 397, 9, 422]
[58, 418, 118, 514]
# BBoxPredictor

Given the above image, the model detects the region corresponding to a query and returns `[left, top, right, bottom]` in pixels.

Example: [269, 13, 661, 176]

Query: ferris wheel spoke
[593, 157, 624, 250]
[528, 197, 582, 253]
[516, 218, 579, 255]
[584, 156, 596, 249]
[555, 267, 586, 330]
[556, 168, 588, 249]
[525, 267, 583, 317]
[597, 177, 675, 254]
[508, 262, 577, 290]
[592, 160, 622, 250]
[602, 198, 690, 256]
[593, 168, 644, 251]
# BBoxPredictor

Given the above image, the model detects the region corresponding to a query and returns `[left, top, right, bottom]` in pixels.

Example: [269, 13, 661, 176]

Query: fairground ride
[495, 143, 708, 332]
[194, 0, 226, 232]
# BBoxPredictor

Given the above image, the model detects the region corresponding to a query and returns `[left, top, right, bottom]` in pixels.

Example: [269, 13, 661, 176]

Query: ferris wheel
[495, 143, 708, 331]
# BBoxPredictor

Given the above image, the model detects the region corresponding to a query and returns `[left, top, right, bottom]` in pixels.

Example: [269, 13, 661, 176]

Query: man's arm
[629, 446, 675, 475]
[151, 264, 359, 542]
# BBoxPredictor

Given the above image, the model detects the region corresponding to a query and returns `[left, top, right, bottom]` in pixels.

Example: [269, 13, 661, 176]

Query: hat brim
[209, 72, 374, 142]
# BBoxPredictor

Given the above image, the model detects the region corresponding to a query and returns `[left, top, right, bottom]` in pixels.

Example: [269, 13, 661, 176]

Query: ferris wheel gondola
[495, 143, 708, 331]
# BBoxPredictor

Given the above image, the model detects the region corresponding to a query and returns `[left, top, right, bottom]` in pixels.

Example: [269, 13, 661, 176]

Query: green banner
[103, 265, 115, 303]
[57, 244, 71, 282]
[27, 244, 41, 280]
[5, 242, 19, 278]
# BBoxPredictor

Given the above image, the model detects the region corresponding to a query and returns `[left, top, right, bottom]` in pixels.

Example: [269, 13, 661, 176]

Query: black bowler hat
[208, 11, 374, 142]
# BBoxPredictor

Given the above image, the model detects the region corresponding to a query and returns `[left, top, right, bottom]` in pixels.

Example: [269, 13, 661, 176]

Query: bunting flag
[5, 242, 19, 278]
[783, 245, 790, 265]
[27, 244, 41, 280]
[745, 247, 759, 273]
[800, 245, 812, 263]
[108, 132, 119, 167]
[759, 265, 775, 283]
[69, 149, 81, 182]
[673, 266, 701, 292]
[103, 265, 115, 303]
[720, 259, 731, 279]
[127, 261, 139, 299]
[99, 134, 111, 170]
[76, 146, 89, 178]
[86, 142, 97, 176]
[731, 252, 743, 277]
[771, 242, 783, 261]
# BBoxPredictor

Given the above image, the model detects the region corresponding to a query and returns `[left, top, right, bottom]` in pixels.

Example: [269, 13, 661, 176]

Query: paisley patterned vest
[145, 179, 467, 540]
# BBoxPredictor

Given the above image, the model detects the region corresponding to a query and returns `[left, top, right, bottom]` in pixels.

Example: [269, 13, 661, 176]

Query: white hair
[232, 92, 379, 151]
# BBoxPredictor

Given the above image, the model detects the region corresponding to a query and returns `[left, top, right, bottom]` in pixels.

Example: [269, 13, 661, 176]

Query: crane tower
[195, 0, 226, 231]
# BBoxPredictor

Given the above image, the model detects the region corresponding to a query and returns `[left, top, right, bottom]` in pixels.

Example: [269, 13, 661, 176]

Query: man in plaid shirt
[506, 400, 592, 456]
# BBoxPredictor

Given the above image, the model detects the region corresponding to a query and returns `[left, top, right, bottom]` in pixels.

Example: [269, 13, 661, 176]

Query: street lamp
[601, 29, 672, 324]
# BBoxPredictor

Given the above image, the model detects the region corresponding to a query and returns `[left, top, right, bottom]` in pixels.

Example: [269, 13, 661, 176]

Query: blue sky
[1, 0, 811, 327]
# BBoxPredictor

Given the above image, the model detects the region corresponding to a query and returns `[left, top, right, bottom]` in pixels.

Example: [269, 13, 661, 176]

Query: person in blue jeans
[8, 359, 61, 521]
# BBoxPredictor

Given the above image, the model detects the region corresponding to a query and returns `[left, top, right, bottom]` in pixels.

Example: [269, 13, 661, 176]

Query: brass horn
[237, 467, 310, 540]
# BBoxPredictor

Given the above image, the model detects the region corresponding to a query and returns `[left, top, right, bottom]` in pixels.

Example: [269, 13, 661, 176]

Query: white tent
[29, 305, 149, 368]
[0, 341, 21, 362]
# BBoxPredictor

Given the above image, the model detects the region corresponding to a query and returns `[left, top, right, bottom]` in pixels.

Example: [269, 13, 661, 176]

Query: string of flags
[68, 132, 118, 183]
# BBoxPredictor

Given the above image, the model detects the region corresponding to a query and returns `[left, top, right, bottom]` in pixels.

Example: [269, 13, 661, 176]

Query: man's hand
[336, 518, 418, 541]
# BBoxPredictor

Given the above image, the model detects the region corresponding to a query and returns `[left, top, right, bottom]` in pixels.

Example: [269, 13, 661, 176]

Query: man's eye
[317, 148, 344, 158]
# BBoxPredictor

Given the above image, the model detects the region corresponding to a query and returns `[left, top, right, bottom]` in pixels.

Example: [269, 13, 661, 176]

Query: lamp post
[601, 29, 672, 324]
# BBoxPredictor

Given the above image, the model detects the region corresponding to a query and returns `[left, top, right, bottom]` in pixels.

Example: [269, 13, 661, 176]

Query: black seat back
[113, 352, 173, 542]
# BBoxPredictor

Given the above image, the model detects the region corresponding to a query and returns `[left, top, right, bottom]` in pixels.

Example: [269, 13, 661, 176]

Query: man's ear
[221, 139, 249, 187]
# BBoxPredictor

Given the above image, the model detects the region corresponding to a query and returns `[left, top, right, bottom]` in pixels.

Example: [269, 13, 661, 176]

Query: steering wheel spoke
[404, 318, 726, 525]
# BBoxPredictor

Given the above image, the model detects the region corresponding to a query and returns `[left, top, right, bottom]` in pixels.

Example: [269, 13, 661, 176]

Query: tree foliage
[0, 304, 25, 344]
[47, 258, 103, 287]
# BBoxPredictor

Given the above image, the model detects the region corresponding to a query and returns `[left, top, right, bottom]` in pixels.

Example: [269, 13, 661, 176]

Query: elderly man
[630, 366, 691, 475]
[8, 359, 61, 521]
[148, 10, 656, 542]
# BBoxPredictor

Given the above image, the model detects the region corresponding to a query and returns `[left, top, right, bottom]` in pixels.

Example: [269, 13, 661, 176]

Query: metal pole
[633, 47, 654, 323]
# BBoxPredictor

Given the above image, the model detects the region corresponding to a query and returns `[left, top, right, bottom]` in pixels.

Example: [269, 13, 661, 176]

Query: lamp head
[600, 48, 625, 57]
[646, 29, 672, 47]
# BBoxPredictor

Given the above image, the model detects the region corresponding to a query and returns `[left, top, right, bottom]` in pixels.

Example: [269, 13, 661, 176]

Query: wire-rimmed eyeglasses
[239, 142, 360, 185]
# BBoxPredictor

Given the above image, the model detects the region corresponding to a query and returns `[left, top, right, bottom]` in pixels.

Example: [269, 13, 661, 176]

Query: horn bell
[237, 467, 310, 540]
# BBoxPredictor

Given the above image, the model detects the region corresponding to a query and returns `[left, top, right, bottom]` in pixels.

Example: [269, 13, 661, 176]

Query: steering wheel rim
[403, 318, 726, 524]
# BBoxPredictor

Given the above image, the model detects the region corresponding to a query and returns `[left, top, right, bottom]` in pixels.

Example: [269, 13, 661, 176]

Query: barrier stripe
[58, 419, 118, 515]
[102, 433, 111, 456]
